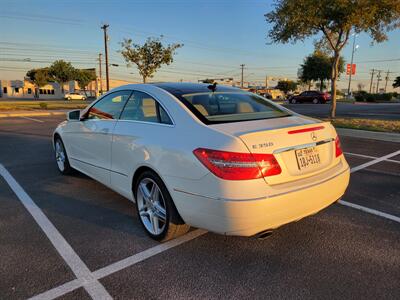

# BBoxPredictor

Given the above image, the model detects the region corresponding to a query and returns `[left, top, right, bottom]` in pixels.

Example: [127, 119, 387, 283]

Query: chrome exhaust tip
[255, 230, 273, 240]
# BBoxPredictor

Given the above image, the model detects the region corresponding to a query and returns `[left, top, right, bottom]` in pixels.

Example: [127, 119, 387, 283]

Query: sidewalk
[337, 128, 400, 143]
[0, 110, 67, 118]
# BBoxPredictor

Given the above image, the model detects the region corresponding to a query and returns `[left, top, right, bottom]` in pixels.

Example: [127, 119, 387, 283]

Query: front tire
[312, 98, 320, 104]
[290, 98, 297, 104]
[134, 170, 189, 242]
[54, 137, 73, 175]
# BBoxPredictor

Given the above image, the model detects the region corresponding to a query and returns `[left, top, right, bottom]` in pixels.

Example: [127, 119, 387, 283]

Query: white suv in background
[64, 92, 87, 100]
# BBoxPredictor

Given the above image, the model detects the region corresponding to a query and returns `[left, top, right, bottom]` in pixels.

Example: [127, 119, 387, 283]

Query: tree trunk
[143, 76, 146, 83]
[320, 79, 323, 92]
[308, 82, 312, 90]
[330, 52, 340, 118]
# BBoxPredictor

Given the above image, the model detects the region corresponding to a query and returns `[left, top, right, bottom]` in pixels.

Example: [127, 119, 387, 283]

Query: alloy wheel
[55, 140, 66, 172]
[136, 178, 167, 235]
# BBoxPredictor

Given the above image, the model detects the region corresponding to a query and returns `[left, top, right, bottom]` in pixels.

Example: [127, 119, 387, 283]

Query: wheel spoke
[153, 203, 166, 221]
[139, 182, 150, 201]
[151, 213, 160, 235]
[139, 209, 149, 218]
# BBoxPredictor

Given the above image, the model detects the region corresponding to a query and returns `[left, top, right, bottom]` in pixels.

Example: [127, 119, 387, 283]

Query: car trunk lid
[210, 116, 338, 185]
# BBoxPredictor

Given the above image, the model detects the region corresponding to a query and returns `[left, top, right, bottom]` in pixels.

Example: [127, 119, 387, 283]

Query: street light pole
[98, 53, 103, 95]
[240, 64, 245, 88]
[347, 34, 357, 96]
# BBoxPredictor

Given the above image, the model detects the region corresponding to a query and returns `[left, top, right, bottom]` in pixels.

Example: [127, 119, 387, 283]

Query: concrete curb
[0, 111, 66, 118]
[337, 128, 400, 143]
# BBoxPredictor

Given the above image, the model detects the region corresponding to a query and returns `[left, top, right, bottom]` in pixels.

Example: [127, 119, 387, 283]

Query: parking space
[0, 115, 399, 299]
[0, 176, 75, 299]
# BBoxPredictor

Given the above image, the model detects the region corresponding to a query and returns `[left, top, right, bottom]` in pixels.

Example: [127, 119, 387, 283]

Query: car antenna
[207, 82, 217, 92]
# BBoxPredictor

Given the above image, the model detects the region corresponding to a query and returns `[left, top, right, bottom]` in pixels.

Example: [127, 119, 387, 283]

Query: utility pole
[98, 53, 103, 95]
[384, 70, 391, 93]
[240, 64, 245, 89]
[369, 69, 375, 93]
[265, 75, 268, 88]
[347, 33, 357, 96]
[376, 70, 382, 93]
[101, 24, 110, 91]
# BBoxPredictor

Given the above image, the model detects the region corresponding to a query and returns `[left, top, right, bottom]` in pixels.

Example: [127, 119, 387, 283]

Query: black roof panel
[152, 82, 243, 96]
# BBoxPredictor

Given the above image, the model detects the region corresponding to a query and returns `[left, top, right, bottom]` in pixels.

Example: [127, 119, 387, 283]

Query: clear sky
[1, 0, 399, 91]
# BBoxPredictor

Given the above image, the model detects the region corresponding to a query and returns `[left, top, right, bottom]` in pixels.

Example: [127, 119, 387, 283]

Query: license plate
[295, 147, 321, 171]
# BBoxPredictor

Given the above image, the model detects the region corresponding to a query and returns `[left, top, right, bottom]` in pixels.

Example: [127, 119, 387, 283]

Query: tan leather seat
[142, 98, 157, 117]
[236, 102, 254, 113]
[194, 104, 209, 116]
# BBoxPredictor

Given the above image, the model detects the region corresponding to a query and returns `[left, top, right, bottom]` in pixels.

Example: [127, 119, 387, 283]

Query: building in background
[0, 77, 136, 99]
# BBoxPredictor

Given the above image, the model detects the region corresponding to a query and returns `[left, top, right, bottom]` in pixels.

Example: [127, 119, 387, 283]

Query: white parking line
[338, 200, 400, 223]
[344, 152, 400, 164]
[28, 229, 207, 300]
[349, 150, 400, 173]
[19, 116, 45, 123]
[0, 164, 112, 300]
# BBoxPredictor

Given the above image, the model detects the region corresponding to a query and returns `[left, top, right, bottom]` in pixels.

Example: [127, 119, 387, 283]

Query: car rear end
[159, 85, 349, 236]
[321, 92, 331, 103]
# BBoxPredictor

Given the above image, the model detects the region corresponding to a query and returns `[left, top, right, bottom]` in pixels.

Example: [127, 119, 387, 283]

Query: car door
[110, 90, 174, 200]
[64, 90, 132, 186]
[297, 92, 307, 102]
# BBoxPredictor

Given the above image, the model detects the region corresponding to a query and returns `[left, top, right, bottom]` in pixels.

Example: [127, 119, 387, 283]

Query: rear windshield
[180, 92, 291, 124]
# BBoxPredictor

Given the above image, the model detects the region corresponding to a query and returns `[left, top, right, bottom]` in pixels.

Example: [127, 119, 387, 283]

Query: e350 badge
[252, 142, 274, 150]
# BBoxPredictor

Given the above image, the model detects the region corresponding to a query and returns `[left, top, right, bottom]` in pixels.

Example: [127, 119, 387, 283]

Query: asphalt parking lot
[0, 115, 399, 299]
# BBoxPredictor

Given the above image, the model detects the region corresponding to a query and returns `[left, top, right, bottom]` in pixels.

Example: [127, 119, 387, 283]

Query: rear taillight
[193, 148, 281, 180]
[335, 136, 343, 157]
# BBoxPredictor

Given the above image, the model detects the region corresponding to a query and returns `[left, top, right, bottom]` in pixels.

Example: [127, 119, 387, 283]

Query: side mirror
[67, 109, 81, 121]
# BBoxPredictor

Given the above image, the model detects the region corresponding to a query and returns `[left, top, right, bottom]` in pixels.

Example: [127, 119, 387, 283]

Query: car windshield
[180, 92, 291, 124]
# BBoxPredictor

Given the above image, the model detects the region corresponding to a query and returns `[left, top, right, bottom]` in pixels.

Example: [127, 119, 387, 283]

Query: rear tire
[54, 137, 74, 175]
[290, 98, 297, 104]
[134, 170, 189, 242]
[312, 98, 319, 104]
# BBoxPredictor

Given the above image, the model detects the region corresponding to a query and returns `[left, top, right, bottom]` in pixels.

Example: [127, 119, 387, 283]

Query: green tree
[265, 0, 400, 118]
[75, 69, 96, 97]
[393, 76, 400, 89]
[26, 68, 50, 99]
[49, 60, 76, 94]
[300, 51, 344, 92]
[276, 80, 298, 94]
[120, 37, 183, 83]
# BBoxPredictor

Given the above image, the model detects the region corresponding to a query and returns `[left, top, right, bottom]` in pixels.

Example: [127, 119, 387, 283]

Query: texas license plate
[295, 147, 321, 171]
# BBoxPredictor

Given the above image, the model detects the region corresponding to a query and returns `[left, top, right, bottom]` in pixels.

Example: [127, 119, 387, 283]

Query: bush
[353, 92, 394, 102]
[365, 93, 375, 102]
[354, 91, 367, 102]
[381, 93, 392, 101]
[39, 102, 48, 110]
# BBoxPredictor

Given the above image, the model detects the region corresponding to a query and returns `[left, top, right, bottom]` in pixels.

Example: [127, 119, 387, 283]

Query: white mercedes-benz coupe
[53, 83, 350, 241]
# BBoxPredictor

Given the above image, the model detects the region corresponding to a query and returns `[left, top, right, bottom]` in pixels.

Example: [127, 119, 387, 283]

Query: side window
[120, 91, 173, 124]
[88, 90, 132, 120]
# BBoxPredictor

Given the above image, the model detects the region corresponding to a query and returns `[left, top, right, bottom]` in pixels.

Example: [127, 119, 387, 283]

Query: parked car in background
[288, 91, 330, 104]
[54, 83, 349, 242]
[64, 92, 86, 101]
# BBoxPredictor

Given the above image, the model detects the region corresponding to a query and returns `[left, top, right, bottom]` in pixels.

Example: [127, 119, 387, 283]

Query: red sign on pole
[346, 64, 356, 75]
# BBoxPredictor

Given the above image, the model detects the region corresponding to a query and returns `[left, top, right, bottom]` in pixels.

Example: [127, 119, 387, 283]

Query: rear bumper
[172, 166, 350, 236]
